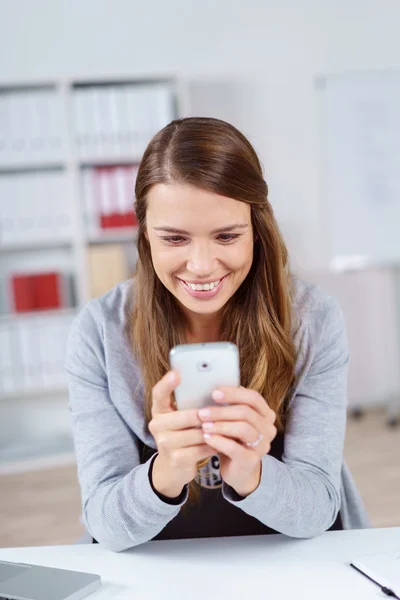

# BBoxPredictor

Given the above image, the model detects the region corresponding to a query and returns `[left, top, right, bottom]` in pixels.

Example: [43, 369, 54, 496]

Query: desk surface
[0, 527, 399, 599]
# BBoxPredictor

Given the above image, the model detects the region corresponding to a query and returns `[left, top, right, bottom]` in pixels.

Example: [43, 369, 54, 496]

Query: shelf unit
[0, 75, 238, 471]
[0, 74, 186, 472]
[0, 239, 74, 253]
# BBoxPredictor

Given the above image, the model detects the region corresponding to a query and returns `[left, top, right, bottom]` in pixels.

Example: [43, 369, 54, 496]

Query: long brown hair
[131, 117, 297, 497]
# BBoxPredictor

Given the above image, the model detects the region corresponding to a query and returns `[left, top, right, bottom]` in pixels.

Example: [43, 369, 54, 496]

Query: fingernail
[198, 408, 211, 418]
[202, 422, 214, 431]
[212, 390, 224, 401]
[167, 372, 176, 383]
[203, 433, 212, 440]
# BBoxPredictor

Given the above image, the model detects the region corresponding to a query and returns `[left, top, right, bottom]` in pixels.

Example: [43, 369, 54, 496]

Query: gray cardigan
[65, 275, 371, 552]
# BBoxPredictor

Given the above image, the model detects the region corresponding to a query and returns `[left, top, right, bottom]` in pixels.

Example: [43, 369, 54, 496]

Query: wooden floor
[1, 408, 399, 548]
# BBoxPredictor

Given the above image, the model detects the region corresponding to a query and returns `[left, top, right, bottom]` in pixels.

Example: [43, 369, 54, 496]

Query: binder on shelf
[106, 85, 122, 157]
[0, 172, 72, 246]
[46, 171, 72, 238]
[86, 87, 102, 160]
[73, 87, 100, 161]
[2, 89, 64, 166]
[13, 173, 36, 245]
[125, 165, 138, 226]
[70, 81, 175, 163]
[10, 271, 67, 313]
[87, 243, 131, 298]
[91, 86, 105, 159]
[154, 82, 174, 130]
[39, 313, 72, 389]
[0, 322, 17, 394]
[36, 173, 55, 240]
[114, 166, 138, 227]
[115, 85, 132, 157]
[113, 167, 126, 227]
[0, 176, 14, 245]
[81, 168, 99, 235]
[94, 86, 111, 157]
[46, 91, 64, 160]
[36, 273, 62, 310]
[126, 85, 147, 157]
[9, 91, 29, 164]
[87, 166, 138, 236]
[138, 85, 153, 148]
[16, 318, 44, 389]
[0, 311, 75, 395]
[33, 90, 52, 162]
[28, 89, 47, 157]
[73, 88, 88, 160]
[0, 92, 8, 163]
[11, 275, 35, 312]
[97, 167, 114, 229]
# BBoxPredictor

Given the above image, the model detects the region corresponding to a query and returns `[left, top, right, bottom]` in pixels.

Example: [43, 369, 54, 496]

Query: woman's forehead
[146, 183, 251, 230]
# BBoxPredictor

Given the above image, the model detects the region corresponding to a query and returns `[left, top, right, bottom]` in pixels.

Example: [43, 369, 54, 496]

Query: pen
[350, 563, 400, 599]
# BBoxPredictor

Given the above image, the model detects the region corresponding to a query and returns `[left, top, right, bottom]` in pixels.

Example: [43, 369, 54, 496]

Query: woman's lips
[178, 274, 229, 299]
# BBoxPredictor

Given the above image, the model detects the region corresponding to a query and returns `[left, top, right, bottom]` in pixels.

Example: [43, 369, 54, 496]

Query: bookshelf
[0, 75, 184, 472]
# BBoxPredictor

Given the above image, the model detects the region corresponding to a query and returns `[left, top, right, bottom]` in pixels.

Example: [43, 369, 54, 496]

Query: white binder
[81, 168, 99, 237]
[16, 318, 44, 390]
[0, 322, 16, 394]
[0, 92, 9, 163]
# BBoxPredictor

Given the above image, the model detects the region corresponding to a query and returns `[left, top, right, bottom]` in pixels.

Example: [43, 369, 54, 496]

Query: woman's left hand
[197, 387, 277, 497]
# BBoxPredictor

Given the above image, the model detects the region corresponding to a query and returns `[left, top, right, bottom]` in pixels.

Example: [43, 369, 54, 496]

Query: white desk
[0, 528, 399, 599]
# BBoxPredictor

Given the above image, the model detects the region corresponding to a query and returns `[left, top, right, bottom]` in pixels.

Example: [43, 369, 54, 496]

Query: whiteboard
[317, 70, 400, 269]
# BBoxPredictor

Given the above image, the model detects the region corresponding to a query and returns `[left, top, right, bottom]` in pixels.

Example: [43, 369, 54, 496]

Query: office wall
[1, 0, 400, 413]
[2, 0, 400, 268]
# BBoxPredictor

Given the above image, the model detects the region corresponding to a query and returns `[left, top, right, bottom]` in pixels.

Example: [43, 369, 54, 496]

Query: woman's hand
[149, 371, 215, 498]
[197, 387, 277, 497]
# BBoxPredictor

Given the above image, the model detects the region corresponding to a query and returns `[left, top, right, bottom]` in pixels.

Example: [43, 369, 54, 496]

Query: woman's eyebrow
[152, 223, 249, 235]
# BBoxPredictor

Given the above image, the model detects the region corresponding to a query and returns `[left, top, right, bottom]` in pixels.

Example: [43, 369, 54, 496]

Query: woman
[66, 117, 370, 552]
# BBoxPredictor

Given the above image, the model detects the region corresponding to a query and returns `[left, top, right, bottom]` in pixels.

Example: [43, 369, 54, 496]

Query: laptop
[0, 559, 101, 600]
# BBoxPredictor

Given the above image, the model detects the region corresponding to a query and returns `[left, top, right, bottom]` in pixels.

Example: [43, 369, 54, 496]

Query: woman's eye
[217, 234, 240, 243]
[161, 234, 240, 244]
[162, 236, 186, 244]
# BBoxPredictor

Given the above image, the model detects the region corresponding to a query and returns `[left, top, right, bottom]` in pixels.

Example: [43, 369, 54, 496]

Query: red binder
[96, 166, 138, 230]
[11, 275, 35, 312]
[35, 272, 62, 310]
[11, 272, 63, 312]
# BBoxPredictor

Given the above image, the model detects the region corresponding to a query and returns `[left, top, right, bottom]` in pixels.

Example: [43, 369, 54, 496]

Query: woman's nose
[186, 244, 217, 275]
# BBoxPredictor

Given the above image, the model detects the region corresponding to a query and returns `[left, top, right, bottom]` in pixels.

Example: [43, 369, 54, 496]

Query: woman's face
[146, 184, 254, 316]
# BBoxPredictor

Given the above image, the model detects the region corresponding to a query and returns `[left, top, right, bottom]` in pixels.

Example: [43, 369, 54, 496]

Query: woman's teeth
[186, 279, 221, 291]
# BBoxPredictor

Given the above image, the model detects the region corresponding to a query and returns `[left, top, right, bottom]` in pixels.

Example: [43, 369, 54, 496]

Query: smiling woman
[146, 185, 253, 321]
[65, 117, 370, 552]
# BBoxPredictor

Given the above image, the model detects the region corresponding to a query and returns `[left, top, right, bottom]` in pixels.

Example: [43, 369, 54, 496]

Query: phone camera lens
[197, 361, 211, 371]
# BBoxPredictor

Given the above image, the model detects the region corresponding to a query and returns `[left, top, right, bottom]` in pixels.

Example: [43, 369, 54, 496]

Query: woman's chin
[179, 295, 225, 315]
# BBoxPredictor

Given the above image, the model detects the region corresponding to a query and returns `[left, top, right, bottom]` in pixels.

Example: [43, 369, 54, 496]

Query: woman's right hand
[149, 371, 215, 498]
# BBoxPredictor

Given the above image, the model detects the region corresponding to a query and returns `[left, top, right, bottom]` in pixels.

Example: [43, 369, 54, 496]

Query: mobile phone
[169, 342, 240, 410]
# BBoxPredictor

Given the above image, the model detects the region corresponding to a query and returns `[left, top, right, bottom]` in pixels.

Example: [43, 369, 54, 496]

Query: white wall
[1, 0, 400, 409]
[2, 0, 400, 269]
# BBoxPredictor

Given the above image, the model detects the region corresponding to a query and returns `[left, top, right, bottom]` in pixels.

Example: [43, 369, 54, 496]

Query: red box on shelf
[100, 214, 114, 229]
[10, 272, 64, 313]
[35, 272, 62, 310]
[124, 212, 138, 227]
[11, 275, 36, 312]
[100, 212, 137, 230]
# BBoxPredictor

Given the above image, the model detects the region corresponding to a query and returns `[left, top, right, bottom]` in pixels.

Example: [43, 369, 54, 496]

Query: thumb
[151, 370, 180, 415]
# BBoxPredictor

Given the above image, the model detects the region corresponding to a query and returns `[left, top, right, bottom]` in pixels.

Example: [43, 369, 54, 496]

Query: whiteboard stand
[386, 265, 400, 426]
[331, 257, 400, 428]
